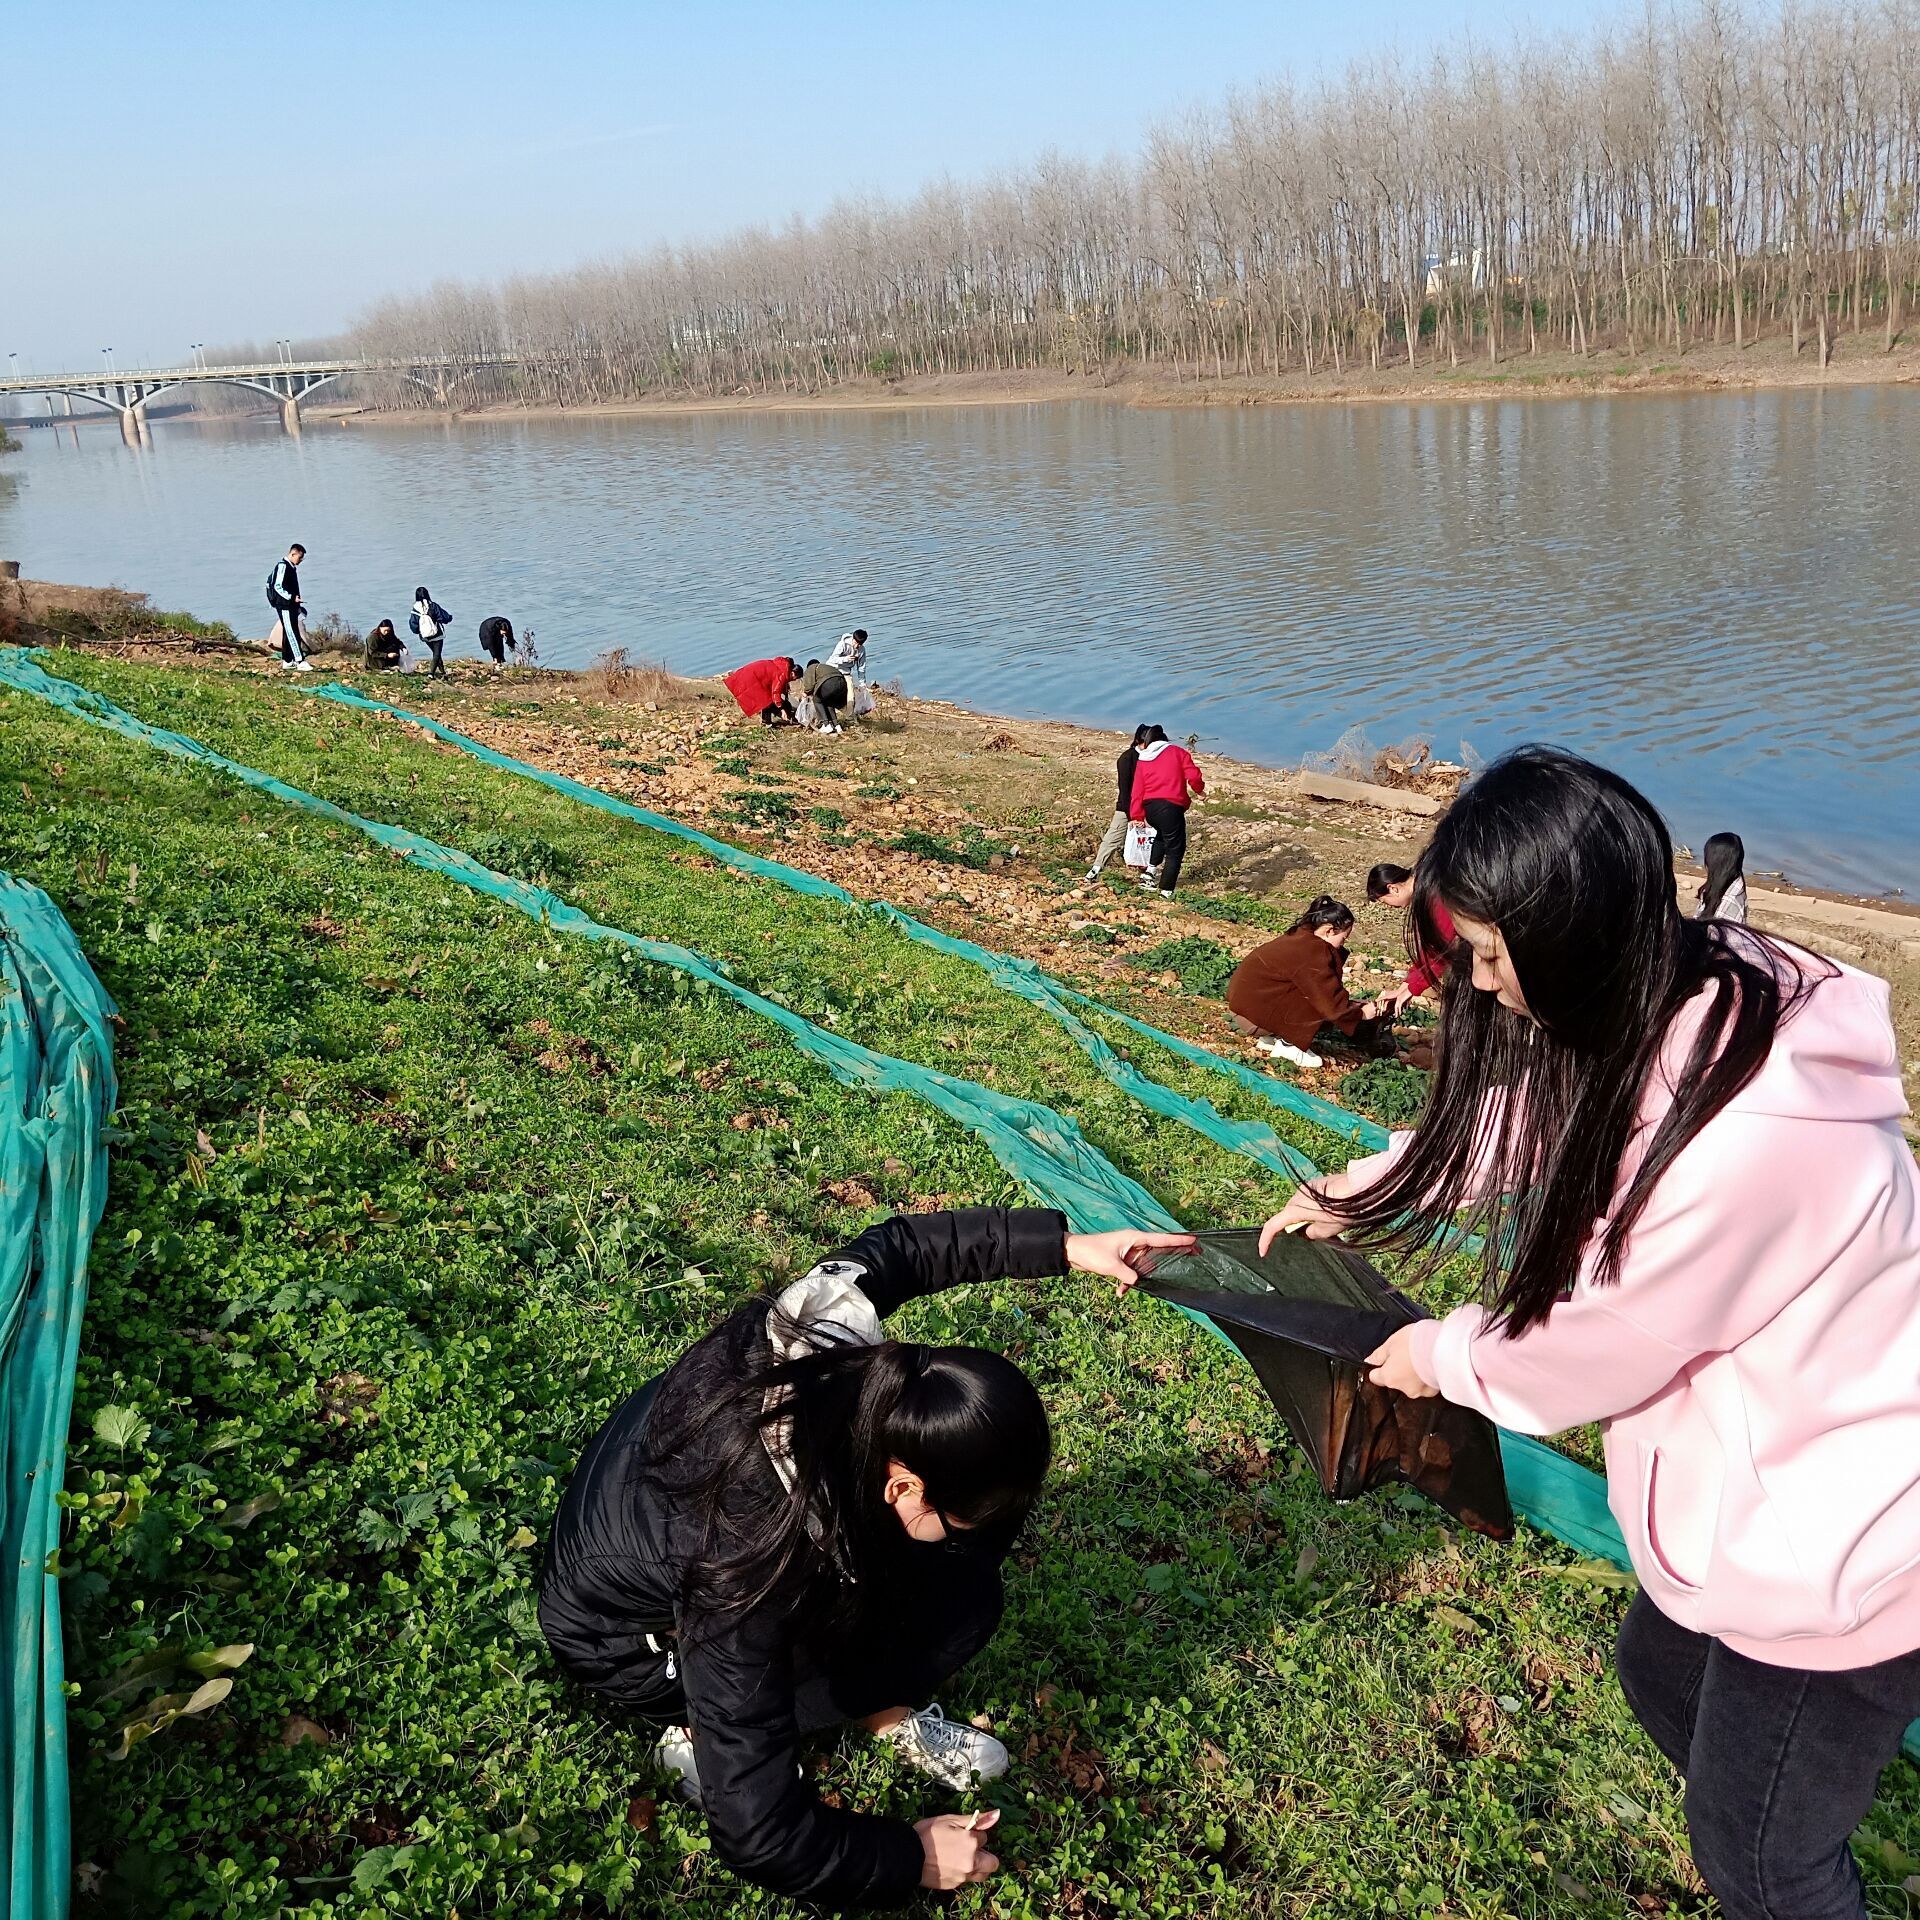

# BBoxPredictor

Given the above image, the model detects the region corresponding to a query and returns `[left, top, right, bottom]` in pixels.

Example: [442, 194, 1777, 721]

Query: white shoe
[1260, 1038, 1323, 1069]
[876, 1704, 1009, 1788]
[1159, 889, 1175, 899]
[1085, 870, 1100, 883]
[654, 1725, 702, 1808]
[294, 661, 313, 673]
[1138, 870, 1157, 888]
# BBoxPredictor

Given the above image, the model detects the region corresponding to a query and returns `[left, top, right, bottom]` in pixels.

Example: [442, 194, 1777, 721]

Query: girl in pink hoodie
[1263, 746, 1920, 1920]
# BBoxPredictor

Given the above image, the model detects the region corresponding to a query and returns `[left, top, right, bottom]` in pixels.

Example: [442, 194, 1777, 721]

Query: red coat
[1128, 743, 1205, 819]
[1406, 899, 1457, 997]
[723, 656, 792, 717]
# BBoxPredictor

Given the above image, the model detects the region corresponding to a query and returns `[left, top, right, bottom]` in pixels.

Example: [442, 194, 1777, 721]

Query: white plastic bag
[851, 682, 876, 717]
[1124, 820, 1155, 868]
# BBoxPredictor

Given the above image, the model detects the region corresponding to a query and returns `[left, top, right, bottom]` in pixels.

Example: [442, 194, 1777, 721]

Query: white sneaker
[1260, 1037, 1323, 1069]
[1159, 889, 1175, 899]
[654, 1725, 702, 1808]
[1085, 870, 1100, 883]
[876, 1704, 1009, 1788]
[294, 661, 313, 673]
[1138, 870, 1157, 888]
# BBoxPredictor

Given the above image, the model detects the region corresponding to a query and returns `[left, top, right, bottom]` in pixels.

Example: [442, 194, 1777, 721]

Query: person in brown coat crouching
[1226, 896, 1385, 1070]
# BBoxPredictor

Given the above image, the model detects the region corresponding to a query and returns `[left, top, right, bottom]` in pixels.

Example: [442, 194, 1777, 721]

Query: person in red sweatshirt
[723, 656, 799, 725]
[1127, 727, 1205, 897]
[1367, 862, 1457, 1013]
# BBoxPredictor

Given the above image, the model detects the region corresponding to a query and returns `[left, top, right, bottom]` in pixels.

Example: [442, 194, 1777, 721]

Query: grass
[5, 654, 1915, 1918]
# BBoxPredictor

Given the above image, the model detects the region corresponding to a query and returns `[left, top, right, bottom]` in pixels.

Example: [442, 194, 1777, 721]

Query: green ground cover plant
[1337, 1060, 1432, 1128]
[888, 826, 1014, 871]
[6, 657, 1916, 1918]
[1180, 894, 1284, 931]
[1128, 938, 1241, 998]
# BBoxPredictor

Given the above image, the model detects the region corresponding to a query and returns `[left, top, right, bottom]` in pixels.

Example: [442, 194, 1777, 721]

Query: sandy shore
[325, 336, 1920, 428]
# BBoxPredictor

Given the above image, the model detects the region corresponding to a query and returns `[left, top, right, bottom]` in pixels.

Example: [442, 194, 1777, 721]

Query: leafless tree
[301, 0, 1915, 406]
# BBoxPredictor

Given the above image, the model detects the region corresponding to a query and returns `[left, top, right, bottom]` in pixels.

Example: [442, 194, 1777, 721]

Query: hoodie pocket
[1638, 1446, 1704, 1594]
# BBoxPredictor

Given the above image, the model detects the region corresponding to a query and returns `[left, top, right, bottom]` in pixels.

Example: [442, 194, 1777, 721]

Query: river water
[3, 389, 1915, 895]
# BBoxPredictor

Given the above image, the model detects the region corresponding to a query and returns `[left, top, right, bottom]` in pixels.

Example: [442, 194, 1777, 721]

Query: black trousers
[271, 601, 305, 663]
[1615, 1592, 1920, 1920]
[424, 636, 447, 678]
[592, 1549, 1004, 1733]
[1142, 799, 1188, 892]
[811, 671, 849, 726]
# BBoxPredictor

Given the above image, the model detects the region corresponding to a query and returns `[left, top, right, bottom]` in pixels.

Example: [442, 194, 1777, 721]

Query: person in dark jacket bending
[478, 614, 517, 668]
[1225, 895, 1384, 1070]
[539, 1207, 1189, 1907]
[1085, 724, 1154, 881]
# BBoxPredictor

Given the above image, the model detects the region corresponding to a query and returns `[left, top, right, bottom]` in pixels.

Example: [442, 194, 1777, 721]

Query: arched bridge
[0, 354, 520, 436]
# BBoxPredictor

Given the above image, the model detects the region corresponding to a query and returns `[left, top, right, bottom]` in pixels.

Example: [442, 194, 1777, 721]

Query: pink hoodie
[1366, 950, 1920, 1671]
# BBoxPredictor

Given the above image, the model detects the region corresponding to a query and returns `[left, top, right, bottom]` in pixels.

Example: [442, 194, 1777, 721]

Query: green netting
[0, 875, 119, 1920]
[308, 685, 1382, 1172]
[7, 650, 1914, 1771]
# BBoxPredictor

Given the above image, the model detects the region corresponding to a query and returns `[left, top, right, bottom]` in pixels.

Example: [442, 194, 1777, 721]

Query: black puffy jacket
[539, 1207, 1069, 1908]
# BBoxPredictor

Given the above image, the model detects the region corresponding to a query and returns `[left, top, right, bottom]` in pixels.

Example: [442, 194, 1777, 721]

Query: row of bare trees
[343, 0, 1919, 403]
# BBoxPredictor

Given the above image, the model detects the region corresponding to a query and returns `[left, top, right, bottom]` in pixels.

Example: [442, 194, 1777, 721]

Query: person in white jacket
[827, 629, 873, 717]
[1254, 746, 1920, 1920]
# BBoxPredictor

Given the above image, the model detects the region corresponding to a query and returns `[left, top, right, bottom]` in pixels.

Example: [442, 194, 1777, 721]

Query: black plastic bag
[1136, 1229, 1513, 1539]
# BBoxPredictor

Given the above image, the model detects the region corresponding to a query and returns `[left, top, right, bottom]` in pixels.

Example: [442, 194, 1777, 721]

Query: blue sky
[8, 0, 1603, 372]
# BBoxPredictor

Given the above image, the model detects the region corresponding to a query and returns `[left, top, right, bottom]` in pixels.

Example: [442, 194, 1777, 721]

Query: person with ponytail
[540, 1207, 1191, 1907]
[1257, 747, 1920, 1920]
[1696, 830, 1749, 924]
[1223, 895, 1385, 1069]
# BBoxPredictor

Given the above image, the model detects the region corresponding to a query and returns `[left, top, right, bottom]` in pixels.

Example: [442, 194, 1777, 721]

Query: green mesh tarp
[308, 684, 1380, 1174]
[0, 876, 118, 1920]
[7, 649, 1915, 1772]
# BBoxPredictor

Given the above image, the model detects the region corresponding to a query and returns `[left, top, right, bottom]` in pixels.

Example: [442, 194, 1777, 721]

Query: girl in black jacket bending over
[540, 1207, 1188, 1908]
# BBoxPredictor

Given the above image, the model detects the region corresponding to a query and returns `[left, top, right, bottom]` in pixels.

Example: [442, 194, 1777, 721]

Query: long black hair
[1129, 723, 1154, 749]
[653, 1310, 1050, 1629]
[1323, 747, 1823, 1335]
[1699, 831, 1746, 917]
[1287, 895, 1355, 936]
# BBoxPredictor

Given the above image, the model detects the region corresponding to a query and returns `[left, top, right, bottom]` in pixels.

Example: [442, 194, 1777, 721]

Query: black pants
[1142, 799, 1187, 892]
[1616, 1593, 1920, 1919]
[424, 636, 447, 678]
[271, 601, 305, 663]
[811, 671, 849, 727]
[592, 1549, 1004, 1733]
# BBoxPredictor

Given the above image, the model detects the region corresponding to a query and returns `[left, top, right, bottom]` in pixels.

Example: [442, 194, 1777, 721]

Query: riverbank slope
[12, 577, 1917, 1133]
[328, 334, 1920, 426]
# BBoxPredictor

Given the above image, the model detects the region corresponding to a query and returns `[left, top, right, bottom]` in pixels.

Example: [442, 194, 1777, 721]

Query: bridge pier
[281, 395, 303, 435]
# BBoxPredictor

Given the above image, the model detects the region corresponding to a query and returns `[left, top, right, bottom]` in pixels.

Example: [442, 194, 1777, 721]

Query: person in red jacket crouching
[723, 655, 800, 725]
[1128, 727, 1205, 897]
[1367, 862, 1458, 1015]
